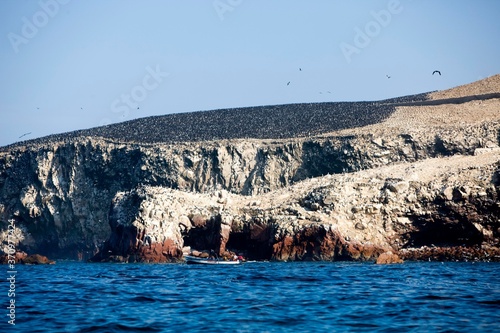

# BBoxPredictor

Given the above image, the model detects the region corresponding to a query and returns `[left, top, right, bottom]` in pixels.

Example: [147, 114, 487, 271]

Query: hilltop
[2, 93, 430, 150]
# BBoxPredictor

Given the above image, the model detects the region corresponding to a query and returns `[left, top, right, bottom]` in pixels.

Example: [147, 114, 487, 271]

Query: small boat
[184, 255, 241, 265]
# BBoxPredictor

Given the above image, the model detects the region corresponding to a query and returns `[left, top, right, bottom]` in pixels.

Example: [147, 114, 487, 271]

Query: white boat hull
[184, 255, 241, 265]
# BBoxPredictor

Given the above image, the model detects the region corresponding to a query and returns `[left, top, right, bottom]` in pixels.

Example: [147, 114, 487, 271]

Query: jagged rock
[89, 188, 185, 263]
[0, 251, 27, 264]
[310, 202, 321, 211]
[384, 179, 409, 194]
[452, 186, 470, 201]
[21, 254, 55, 265]
[372, 138, 384, 148]
[191, 215, 208, 228]
[399, 245, 500, 262]
[376, 251, 403, 264]
[442, 186, 454, 201]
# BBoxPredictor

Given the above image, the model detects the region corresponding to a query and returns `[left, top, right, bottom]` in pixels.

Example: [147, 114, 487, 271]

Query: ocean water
[2, 261, 499, 332]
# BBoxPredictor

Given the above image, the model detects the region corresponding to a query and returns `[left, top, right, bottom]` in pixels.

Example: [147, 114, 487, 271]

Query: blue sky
[1, 0, 499, 147]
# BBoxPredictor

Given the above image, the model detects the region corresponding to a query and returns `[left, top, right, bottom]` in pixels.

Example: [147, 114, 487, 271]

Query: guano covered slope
[3, 93, 430, 149]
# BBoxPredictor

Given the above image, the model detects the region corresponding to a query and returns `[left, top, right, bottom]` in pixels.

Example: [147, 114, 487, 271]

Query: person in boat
[209, 249, 218, 260]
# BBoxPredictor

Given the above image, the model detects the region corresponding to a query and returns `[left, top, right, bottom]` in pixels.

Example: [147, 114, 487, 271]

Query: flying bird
[299, 68, 302, 71]
[287, 81, 290, 86]
[19, 132, 31, 139]
[137, 107, 140, 110]
[386, 75, 391, 79]
[432, 70, 441, 76]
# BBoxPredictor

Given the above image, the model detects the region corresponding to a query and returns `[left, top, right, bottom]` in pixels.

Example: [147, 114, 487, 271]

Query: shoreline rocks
[376, 251, 404, 264]
[0, 251, 55, 265]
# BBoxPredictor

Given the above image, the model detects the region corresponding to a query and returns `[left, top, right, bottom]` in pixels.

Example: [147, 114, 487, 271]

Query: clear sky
[1, 0, 499, 147]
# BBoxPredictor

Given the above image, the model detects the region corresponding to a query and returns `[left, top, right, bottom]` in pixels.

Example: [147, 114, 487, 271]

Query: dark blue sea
[2, 261, 500, 332]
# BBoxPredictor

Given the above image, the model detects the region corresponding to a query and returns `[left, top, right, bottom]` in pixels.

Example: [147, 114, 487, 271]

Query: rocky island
[1, 75, 499, 263]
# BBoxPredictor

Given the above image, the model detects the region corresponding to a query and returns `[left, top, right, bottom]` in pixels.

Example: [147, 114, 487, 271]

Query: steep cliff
[88, 149, 500, 263]
[1, 75, 499, 261]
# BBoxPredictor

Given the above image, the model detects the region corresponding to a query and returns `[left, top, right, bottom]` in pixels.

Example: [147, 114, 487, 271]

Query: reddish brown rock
[91, 226, 183, 263]
[250, 222, 270, 243]
[270, 225, 390, 261]
[0, 252, 55, 264]
[22, 254, 55, 265]
[132, 239, 183, 263]
[271, 225, 347, 261]
[0, 251, 27, 264]
[272, 236, 294, 261]
[217, 222, 232, 256]
[376, 251, 403, 264]
[347, 243, 362, 260]
[361, 244, 387, 260]
[89, 188, 185, 263]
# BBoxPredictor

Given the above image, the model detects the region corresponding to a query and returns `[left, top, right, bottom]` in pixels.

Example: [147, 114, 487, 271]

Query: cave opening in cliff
[405, 214, 484, 248]
[225, 231, 272, 260]
[182, 224, 272, 260]
[182, 219, 220, 254]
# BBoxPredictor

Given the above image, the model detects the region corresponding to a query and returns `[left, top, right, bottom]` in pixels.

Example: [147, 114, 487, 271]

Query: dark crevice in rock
[434, 136, 452, 156]
[405, 215, 483, 248]
[227, 228, 274, 261]
[182, 216, 221, 254]
[294, 141, 351, 181]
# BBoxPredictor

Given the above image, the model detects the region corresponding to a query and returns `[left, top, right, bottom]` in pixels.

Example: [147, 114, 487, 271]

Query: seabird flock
[287, 68, 441, 93]
[287, 67, 334, 95]
[15, 68, 441, 143]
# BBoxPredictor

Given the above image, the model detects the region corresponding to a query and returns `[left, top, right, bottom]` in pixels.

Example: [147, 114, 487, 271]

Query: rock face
[1, 75, 500, 262]
[88, 149, 500, 263]
[0, 251, 55, 264]
[21, 253, 55, 265]
[376, 252, 403, 264]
